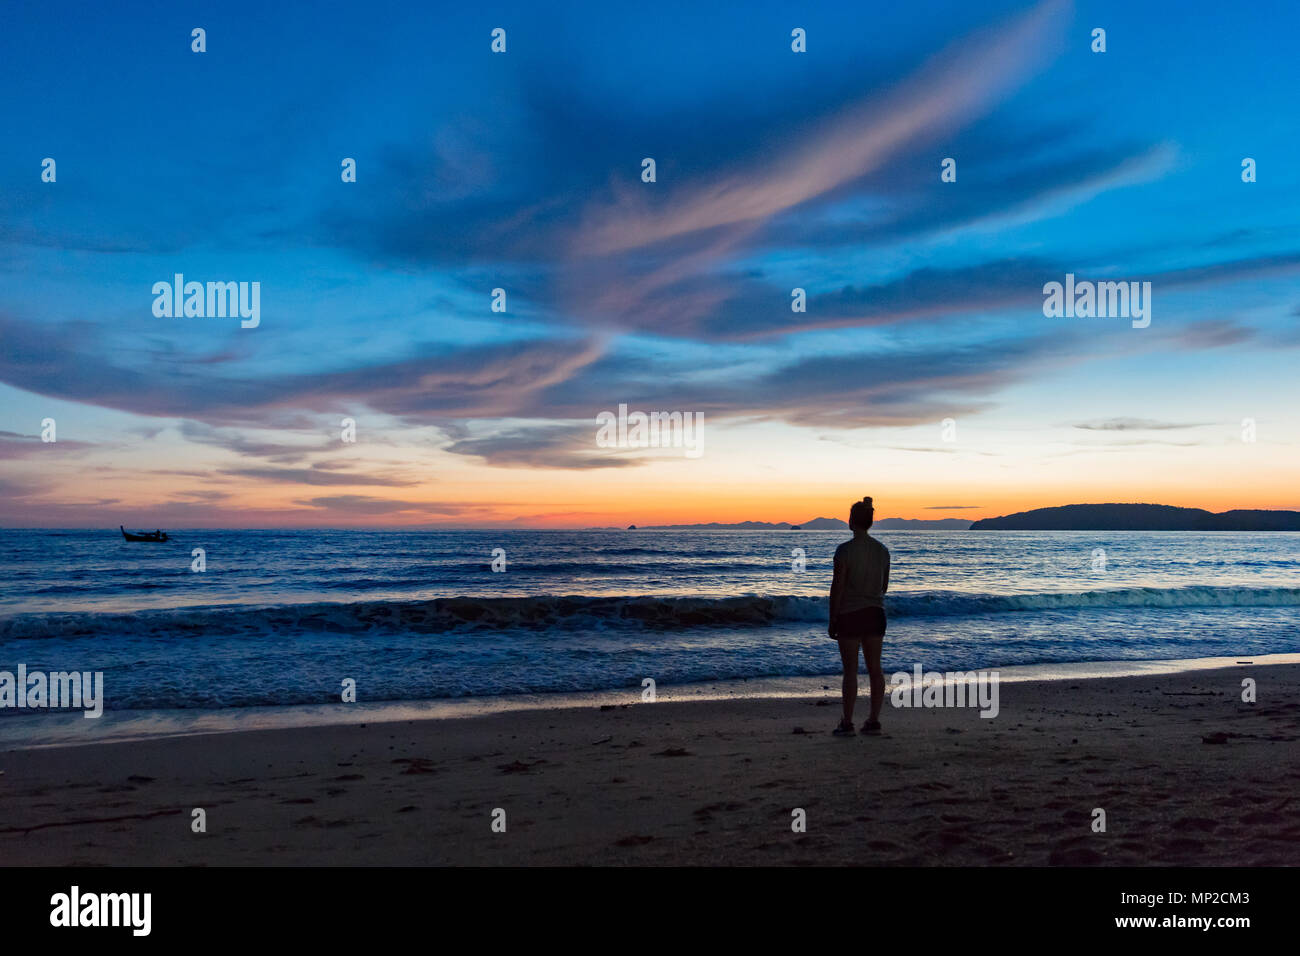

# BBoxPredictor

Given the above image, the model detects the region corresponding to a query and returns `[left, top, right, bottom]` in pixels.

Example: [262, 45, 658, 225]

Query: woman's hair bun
[849, 496, 874, 529]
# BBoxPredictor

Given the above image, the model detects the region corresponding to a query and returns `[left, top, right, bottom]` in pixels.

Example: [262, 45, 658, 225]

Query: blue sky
[2, 0, 1299, 526]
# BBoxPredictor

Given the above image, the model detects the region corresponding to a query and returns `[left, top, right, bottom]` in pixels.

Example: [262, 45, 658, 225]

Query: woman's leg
[863, 634, 885, 724]
[838, 637, 860, 724]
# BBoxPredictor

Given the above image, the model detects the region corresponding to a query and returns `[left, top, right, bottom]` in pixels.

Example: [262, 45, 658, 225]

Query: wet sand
[2, 663, 1297, 865]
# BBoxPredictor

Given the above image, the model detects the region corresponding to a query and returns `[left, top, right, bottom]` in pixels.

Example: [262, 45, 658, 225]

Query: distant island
[873, 517, 973, 530]
[970, 503, 1300, 531]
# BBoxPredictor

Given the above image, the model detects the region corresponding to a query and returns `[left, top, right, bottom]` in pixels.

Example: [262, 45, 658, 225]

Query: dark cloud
[219, 465, 419, 487]
[443, 424, 642, 470]
[0, 430, 96, 458]
[0, 475, 43, 498]
[770, 143, 1173, 252]
[293, 495, 469, 516]
[439, 332, 1076, 467]
[681, 257, 1056, 341]
[170, 490, 232, 502]
[180, 421, 321, 463]
[0, 315, 603, 426]
[727, 332, 1074, 428]
[573, 248, 1300, 343]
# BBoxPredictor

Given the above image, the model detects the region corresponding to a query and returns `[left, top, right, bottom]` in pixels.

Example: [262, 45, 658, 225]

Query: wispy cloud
[293, 495, 471, 516]
[573, 0, 1071, 256]
[444, 424, 641, 470]
[220, 466, 419, 487]
[1072, 418, 1210, 431]
[0, 430, 96, 457]
[180, 421, 323, 463]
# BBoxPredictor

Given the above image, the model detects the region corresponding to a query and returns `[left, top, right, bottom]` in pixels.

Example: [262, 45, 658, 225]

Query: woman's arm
[882, 548, 890, 594]
[829, 550, 843, 638]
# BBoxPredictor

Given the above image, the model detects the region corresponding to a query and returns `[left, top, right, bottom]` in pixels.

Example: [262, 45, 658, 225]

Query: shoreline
[2, 659, 1297, 865]
[2, 652, 1296, 751]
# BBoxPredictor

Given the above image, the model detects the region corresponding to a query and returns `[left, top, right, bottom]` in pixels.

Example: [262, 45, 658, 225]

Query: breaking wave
[4, 586, 1299, 640]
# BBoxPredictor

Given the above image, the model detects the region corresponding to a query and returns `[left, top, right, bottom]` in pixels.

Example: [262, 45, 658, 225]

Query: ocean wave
[890, 586, 1300, 615]
[3, 586, 1299, 640]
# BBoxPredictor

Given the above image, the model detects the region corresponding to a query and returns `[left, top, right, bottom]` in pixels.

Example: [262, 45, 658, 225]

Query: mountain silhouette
[969, 503, 1300, 531]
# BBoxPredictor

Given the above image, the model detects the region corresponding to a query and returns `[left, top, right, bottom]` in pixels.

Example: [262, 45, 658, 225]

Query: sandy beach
[2, 662, 1297, 866]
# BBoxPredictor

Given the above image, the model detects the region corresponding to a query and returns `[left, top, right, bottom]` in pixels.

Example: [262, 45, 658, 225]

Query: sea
[1, 529, 1298, 738]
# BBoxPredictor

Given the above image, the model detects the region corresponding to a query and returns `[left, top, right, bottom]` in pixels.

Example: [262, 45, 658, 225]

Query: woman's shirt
[833, 534, 890, 613]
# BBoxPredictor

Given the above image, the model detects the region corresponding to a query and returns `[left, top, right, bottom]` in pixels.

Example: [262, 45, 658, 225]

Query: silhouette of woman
[828, 496, 890, 735]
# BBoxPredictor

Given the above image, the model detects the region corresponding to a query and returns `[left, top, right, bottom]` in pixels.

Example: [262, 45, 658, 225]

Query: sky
[2, 0, 1299, 528]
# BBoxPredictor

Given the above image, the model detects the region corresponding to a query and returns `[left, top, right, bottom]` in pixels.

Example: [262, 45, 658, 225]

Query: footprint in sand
[613, 835, 655, 847]
[693, 801, 744, 819]
[1239, 809, 1285, 825]
[1047, 840, 1105, 865]
[1161, 837, 1204, 857]
[931, 829, 968, 848]
[497, 760, 543, 774]
[1172, 816, 1218, 832]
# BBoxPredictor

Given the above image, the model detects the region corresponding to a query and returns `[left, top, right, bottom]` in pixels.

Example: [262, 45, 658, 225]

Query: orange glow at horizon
[6, 422, 1299, 528]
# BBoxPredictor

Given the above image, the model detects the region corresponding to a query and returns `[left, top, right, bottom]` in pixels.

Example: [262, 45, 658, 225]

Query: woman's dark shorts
[834, 606, 887, 641]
